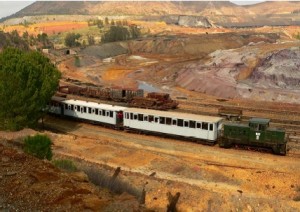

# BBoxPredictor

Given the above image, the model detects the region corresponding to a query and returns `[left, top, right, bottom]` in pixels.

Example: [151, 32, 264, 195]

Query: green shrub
[24, 134, 52, 160]
[53, 159, 78, 172]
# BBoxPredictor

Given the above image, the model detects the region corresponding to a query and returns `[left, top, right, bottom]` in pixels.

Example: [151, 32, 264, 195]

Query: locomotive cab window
[64, 104, 68, 110]
[259, 124, 266, 131]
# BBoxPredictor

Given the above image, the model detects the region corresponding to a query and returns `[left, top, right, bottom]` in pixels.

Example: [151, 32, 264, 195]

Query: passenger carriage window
[83, 107, 87, 113]
[209, 124, 213, 131]
[197, 123, 201, 128]
[95, 109, 98, 115]
[160, 117, 165, 124]
[184, 121, 189, 127]
[144, 116, 148, 121]
[102, 110, 106, 116]
[177, 119, 183, 127]
[166, 118, 172, 125]
[134, 114, 138, 120]
[130, 113, 133, 120]
[148, 115, 154, 122]
[155, 117, 159, 123]
[125, 113, 129, 119]
[99, 110, 102, 116]
[92, 108, 95, 114]
[77, 106, 80, 112]
[74, 106, 77, 111]
[71, 105, 74, 111]
[202, 122, 208, 130]
[138, 114, 143, 121]
[110, 111, 113, 117]
[172, 119, 177, 125]
[88, 108, 92, 114]
[189, 121, 196, 128]
[64, 104, 68, 110]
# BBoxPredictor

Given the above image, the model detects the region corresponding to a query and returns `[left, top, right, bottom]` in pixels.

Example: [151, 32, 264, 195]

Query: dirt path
[43, 116, 300, 211]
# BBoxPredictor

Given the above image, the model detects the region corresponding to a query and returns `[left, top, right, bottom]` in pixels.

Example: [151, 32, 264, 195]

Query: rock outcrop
[178, 15, 212, 28]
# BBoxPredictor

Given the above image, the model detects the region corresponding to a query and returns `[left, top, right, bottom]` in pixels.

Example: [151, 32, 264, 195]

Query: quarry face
[57, 31, 300, 104]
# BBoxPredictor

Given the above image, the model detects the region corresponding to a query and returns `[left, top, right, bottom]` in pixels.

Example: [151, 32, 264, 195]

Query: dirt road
[43, 116, 300, 211]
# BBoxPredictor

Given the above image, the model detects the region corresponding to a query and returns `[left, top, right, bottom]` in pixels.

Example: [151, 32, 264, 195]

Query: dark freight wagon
[219, 118, 287, 155]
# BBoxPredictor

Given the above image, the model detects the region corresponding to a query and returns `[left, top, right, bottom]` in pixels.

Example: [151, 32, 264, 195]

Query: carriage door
[208, 123, 215, 140]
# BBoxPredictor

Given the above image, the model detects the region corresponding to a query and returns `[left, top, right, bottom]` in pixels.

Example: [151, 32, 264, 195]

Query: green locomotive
[220, 118, 287, 155]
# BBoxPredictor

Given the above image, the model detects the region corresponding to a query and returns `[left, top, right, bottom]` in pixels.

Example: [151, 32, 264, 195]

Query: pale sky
[0, 1, 266, 19]
[0, 1, 34, 19]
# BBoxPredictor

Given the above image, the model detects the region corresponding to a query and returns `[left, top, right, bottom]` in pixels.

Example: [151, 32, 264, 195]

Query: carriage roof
[62, 99, 127, 111]
[123, 108, 223, 123]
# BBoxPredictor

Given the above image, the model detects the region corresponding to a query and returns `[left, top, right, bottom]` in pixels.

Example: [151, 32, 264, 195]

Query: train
[48, 96, 288, 155]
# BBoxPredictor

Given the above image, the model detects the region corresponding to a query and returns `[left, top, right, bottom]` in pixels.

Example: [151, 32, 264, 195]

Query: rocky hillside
[2, 1, 300, 27]
[250, 48, 300, 90]
[0, 131, 143, 211]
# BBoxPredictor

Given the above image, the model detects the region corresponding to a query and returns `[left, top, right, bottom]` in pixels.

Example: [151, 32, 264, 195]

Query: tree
[111, 19, 115, 26]
[105, 17, 109, 25]
[64, 33, 81, 47]
[0, 48, 61, 131]
[22, 31, 29, 40]
[130, 25, 141, 39]
[96, 19, 104, 28]
[101, 25, 140, 43]
[87, 34, 95, 45]
[37, 33, 52, 48]
[24, 134, 53, 160]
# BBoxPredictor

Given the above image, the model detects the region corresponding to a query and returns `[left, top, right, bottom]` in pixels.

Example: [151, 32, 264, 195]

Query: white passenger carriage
[123, 108, 223, 142]
[49, 98, 127, 126]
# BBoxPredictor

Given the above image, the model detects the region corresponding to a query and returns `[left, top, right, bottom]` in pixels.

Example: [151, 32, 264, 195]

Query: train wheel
[279, 144, 287, 156]
[272, 144, 286, 155]
[219, 139, 232, 148]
